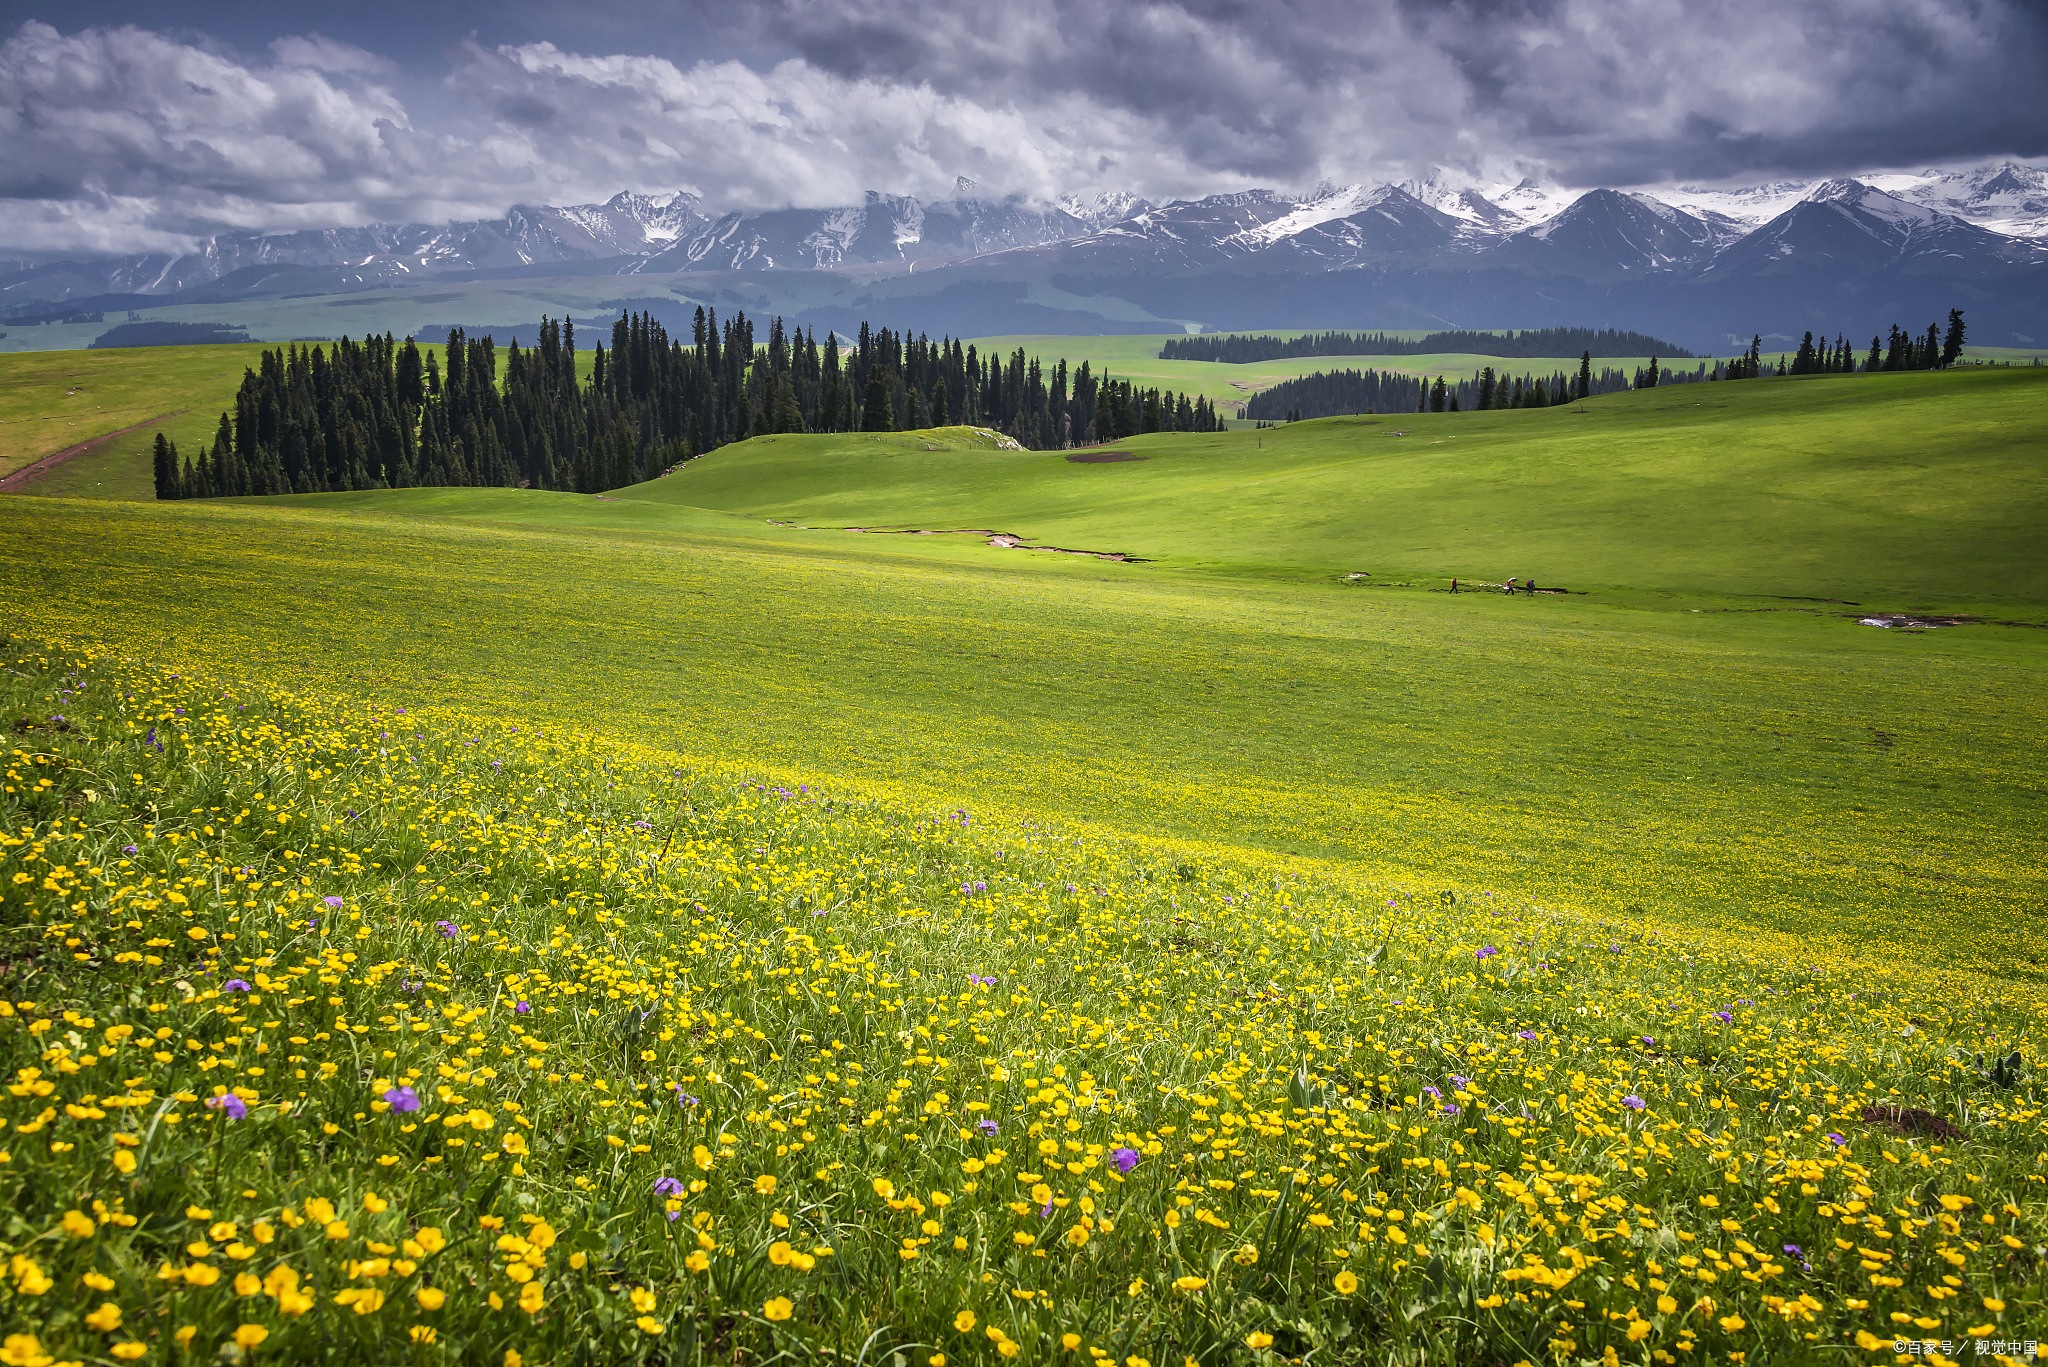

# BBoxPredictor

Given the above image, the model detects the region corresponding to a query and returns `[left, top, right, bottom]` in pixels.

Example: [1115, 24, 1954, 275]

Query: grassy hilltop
[0, 363, 2044, 1364]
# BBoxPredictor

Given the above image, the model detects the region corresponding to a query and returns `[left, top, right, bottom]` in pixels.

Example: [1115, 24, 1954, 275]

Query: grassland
[618, 370, 2048, 604]
[0, 346, 271, 489]
[0, 360, 2043, 1364]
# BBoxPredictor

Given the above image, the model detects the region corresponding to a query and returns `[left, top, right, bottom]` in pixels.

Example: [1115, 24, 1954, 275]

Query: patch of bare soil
[1861, 1104, 1963, 1140]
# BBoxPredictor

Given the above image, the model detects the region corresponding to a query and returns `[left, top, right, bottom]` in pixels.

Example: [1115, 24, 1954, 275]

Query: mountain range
[5, 164, 2046, 350]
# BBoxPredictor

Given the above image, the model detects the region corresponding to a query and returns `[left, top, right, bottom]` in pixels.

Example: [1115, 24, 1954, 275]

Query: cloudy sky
[2, 0, 2044, 253]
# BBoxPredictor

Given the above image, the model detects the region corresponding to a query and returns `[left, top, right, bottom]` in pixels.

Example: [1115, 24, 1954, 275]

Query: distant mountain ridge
[4, 161, 2045, 348]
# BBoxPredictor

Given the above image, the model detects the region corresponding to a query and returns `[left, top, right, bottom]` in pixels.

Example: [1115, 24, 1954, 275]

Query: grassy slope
[0, 344, 272, 486]
[3, 489, 2043, 975]
[612, 370, 2048, 605]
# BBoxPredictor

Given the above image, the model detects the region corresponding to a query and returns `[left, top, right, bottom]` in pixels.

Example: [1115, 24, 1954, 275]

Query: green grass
[4, 368, 2046, 975]
[1, 348, 2045, 1364]
[0, 345, 271, 486]
[610, 370, 2048, 606]
[1, 367, 2043, 966]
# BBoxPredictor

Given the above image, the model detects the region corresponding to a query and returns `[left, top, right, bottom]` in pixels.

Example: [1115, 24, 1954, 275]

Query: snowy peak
[1700, 176, 2040, 281]
[1498, 189, 1721, 279]
[1055, 190, 1152, 230]
[1805, 179, 1957, 241]
[1871, 161, 2048, 239]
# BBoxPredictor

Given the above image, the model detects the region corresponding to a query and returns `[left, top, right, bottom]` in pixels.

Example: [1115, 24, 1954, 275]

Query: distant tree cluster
[1242, 309, 1972, 422]
[1246, 353, 1650, 420]
[1694, 310, 1966, 382]
[153, 310, 1221, 501]
[91, 321, 252, 349]
[1164, 326, 1695, 363]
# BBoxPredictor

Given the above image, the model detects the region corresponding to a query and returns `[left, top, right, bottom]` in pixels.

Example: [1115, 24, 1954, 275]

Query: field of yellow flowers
[1, 633, 2041, 1366]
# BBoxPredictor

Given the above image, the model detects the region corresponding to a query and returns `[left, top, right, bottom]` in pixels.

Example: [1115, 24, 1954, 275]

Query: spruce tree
[1577, 350, 1592, 400]
[1941, 309, 1966, 368]
[152, 433, 176, 501]
[862, 365, 894, 432]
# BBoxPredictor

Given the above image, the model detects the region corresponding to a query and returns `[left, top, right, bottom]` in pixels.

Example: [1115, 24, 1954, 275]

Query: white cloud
[448, 39, 1220, 212]
[0, 2, 2041, 254]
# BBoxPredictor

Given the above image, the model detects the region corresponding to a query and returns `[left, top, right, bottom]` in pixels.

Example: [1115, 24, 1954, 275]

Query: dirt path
[0, 411, 186, 495]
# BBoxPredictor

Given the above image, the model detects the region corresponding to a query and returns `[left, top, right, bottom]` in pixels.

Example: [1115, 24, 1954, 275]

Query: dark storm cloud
[2, 0, 2044, 251]
[706, 0, 2048, 186]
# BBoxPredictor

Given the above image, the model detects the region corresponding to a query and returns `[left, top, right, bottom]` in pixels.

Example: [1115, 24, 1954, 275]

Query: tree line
[152, 310, 1224, 501]
[1165, 326, 1695, 364]
[1244, 310, 1971, 422]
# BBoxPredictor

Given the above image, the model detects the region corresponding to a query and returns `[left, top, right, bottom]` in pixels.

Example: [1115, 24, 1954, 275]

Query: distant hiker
[1504, 578, 1517, 595]
[1527, 578, 1537, 594]
[1450, 577, 1459, 594]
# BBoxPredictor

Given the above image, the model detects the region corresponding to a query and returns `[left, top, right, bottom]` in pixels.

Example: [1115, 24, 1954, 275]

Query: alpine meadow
[5, 2, 2048, 1365]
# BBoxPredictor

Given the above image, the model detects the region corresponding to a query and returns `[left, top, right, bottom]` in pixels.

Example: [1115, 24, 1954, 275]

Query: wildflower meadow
[0, 637, 2041, 1366]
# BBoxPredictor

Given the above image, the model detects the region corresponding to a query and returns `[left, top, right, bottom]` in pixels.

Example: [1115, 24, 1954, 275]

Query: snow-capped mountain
[1866, 162, 2048, 240]
[3, 162, 2044, 349]
[1492, 189, 1731, 280]
[1701, 177, 2040, 280]
[1056, 190, 1154, 231]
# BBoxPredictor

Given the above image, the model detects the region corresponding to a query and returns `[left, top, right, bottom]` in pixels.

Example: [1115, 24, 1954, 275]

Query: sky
[1, 0, 2045, 254]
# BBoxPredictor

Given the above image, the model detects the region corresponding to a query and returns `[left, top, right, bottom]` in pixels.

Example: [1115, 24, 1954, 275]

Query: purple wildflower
[968, 974, 996, 988]
[1825, 1132, 1846, 1147]
[1782, 1244, 1803, 1258]
[1516, 1030, 1538, 1041]
[1440, 1104, 1461, 1116]
[121, 844, 138, 854]
[1422, 1085, 1442, 1101]
[654, 1177, 686, 1196]
[1621, 1095, 1646, 1111]
[435, 920, 460, 938]
[515, 1001, 531, 1014]
[222, 979, 252, 993]
[977, 1118, 1000, 1136]
[323, 896, 345, 909]
[1714, 1011, 1732, 1023]
[1110, 1147, 1139, 1173]
[1641, 1037, 1655, 1046]
[1475, 945, 1499, 960]
[384, 1086, 420, 1113]
[206, 1094, 248, 1119]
